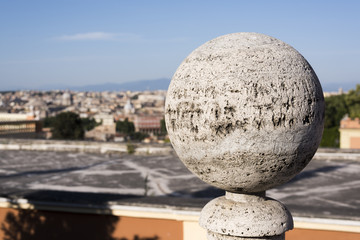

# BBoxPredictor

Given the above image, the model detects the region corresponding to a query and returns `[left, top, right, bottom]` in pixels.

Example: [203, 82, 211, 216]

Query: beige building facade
[340, 117, 360, 149]
[0, 113, 42, 137]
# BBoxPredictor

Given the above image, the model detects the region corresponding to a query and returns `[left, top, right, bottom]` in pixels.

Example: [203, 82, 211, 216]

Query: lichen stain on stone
[224, 102, 236, 116]
[170, 119, 176, 131]
[271, 113, 287, 128]
[302, 115, 310, 125]
[254, 119, 263, 130]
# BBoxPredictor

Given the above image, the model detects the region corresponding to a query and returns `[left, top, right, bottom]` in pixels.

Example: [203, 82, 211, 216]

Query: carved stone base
[200, 192, 293, 239]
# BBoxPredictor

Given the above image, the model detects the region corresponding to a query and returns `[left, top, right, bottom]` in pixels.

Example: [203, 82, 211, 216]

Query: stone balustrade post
[165, 33, 325, 240]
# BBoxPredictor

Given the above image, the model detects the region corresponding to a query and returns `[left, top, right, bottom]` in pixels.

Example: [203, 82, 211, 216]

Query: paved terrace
[0, 149, 359, 221]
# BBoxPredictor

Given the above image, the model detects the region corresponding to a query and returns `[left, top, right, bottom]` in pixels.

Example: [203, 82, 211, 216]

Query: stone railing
[0, 138, 173, 155]
[165, 33, 325, 239]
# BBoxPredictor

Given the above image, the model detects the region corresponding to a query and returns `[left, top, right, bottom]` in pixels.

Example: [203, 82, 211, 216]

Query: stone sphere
[165, 32, 324, 193]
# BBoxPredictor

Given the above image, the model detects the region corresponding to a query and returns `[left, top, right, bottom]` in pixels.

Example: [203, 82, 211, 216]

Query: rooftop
[341, 116, 360, 129]
[0, 148, 359, 221]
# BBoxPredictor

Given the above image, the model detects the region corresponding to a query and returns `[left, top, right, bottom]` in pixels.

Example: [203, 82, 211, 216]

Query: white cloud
[54, 32, 189, 43]
[53, 32, 189, 44]
[55, 32, 141, 41]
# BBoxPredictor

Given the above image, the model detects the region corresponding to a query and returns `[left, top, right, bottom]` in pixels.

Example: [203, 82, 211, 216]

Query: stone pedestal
[200, 192, 292, 239]
[165, 32, 324, 239]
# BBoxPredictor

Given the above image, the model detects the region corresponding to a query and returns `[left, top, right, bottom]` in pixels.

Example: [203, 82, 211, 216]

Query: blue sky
[0, 0, 359, 91]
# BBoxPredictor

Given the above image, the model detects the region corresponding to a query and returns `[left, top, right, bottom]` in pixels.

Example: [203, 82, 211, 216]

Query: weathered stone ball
[165, 32, 324, 193]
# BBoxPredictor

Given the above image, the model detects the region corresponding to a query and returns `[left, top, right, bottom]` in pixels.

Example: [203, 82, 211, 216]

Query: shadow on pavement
[287, 165, 344, 185]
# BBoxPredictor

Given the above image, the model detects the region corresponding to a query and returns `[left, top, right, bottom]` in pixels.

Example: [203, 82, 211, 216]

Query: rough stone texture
[165, 32, 325, 193]
[200, 192, 293, 237]
[207, 232, 284, 240]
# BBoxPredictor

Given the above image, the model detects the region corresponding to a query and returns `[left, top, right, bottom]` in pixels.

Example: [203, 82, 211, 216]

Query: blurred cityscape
[0, 90, 167, 143]
[2, 85, 360, 149]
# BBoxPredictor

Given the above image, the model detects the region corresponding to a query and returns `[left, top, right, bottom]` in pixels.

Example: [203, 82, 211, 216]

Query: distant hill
[0, 78, 171, 92]
[71, 78, 171, 92]
[1, 78, 357, 93]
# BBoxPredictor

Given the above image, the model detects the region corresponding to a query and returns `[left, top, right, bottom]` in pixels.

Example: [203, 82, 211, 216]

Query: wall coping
[1, 139, 360, 160]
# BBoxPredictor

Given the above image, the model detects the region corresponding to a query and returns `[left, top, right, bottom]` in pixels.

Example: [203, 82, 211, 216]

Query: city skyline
[0, 0, 360, 92]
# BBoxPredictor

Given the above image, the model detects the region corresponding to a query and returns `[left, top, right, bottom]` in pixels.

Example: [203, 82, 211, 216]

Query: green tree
[42, 116, 56, 128]
[320, 127, 340, 148]
[44, 116, 98, 132]
[320, 84, 360, 148]
[51, 112, 84, 140]
[81, 118, 100, 131]
[129, 132, 149, 141]
[345, 84, 360, 118]
[160, 118, 167, 135]
[324, 94, 348, 128]
[320, 94, 347, 147]
[116, 118, 135, 135]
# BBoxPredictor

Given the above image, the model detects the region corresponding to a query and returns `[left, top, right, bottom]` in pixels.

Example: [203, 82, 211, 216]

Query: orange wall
[286, 228, 360, 240]
[1, 207, 359, 240]
[113, 216, 183, 240]
[0, 207, 183, 240]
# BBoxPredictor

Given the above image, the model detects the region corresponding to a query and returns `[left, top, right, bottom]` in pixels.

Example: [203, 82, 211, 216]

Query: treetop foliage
[43, 112, 100, 140]
[324, 84, 360, 128]
[116, 118, 135, 135]
[115, 118, 149, 141]
[321, 84, 360, 147]
[345, 84, 360, 119]
[51, 112, 84, 140]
